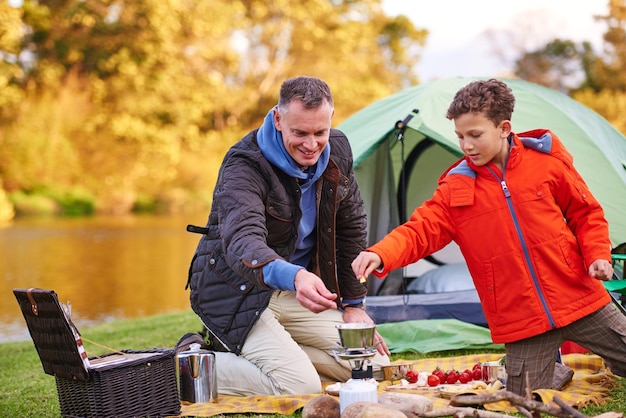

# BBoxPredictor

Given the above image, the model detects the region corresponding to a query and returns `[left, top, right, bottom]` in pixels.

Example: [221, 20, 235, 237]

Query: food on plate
[490, 380, 503, 391]
[471, 380, 503, 391]
[416, 371, 429, 386]
[438, 379, 504, 399]
[439, 384, 472, 394]
[445, 370, 459, 384]
[432, 368, 445, 383]
[427, 374, 440, 387]
[389, 362, 503, 393]
[405, 370, 418, 384]
[324, 382, 342, 396]
[398, 371, 430, 387]
[458, 371, 471, 384]
[472, 362, 483, 380]
[471, 380, 487, 390]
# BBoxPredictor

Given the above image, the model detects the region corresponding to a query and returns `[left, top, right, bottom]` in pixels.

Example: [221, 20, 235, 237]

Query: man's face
[273, 99, 333, 168]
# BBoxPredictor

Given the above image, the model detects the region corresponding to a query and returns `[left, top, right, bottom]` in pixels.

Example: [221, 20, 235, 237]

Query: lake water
[0, 213, 208, 343]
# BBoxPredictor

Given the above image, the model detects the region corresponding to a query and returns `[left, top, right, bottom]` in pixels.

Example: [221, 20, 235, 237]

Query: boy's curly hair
[446, 79, 515, 126]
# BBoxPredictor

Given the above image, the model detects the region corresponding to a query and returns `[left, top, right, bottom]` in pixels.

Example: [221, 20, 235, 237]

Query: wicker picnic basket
[13, 288, 181, 418]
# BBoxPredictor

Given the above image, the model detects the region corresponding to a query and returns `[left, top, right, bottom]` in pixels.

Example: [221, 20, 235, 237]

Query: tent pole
[394, 111, 418, 223]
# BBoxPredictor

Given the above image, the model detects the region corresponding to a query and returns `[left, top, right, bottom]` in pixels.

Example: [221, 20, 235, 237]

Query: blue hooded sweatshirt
[256, 106, 330, 290]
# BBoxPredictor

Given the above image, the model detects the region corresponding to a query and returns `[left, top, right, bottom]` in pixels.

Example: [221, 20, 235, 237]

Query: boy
[352, 78, 626, 395]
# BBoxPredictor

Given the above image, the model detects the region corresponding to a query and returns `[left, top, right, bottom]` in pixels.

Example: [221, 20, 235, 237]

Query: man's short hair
[278, 76, 334, 112]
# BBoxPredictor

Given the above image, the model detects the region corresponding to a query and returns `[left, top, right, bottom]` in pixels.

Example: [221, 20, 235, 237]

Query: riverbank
[2, 310, 624, 417]
[0, 213, 207, 343]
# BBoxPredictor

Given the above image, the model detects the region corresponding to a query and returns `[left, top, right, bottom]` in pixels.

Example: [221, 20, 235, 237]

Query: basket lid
[13, 288, 90, 381]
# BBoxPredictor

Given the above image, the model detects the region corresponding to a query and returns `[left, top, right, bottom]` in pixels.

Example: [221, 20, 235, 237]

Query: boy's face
[453, 111, 511, 168]
[274, 99, 333, 168]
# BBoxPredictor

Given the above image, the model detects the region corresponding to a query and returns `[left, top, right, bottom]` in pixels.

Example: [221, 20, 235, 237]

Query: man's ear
[273, 107, 282, 131]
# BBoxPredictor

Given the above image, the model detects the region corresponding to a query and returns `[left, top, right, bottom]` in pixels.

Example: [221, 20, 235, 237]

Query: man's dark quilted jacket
[186, 128, 367, 355]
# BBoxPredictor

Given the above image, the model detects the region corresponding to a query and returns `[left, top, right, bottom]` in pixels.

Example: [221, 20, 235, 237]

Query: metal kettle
[176, 343, 218, 403]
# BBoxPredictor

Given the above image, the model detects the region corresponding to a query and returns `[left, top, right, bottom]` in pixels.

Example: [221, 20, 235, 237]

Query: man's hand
[589, 259, 614, 281]
[294, 269, 337, 313]
[351, 251, 383, 282]
[342, 307, 391, 356]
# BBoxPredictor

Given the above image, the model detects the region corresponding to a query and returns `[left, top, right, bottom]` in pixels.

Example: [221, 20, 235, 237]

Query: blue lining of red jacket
[445, 131, 554, 180]
[519, 132, 553, 154]
[447, 160, 475, 178]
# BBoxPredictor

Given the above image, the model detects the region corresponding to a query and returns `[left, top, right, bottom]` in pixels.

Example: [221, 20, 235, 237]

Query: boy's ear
[500, 120, 512, 138]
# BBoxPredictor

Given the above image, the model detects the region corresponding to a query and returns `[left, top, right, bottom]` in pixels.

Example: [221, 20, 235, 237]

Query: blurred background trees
[0, 0, 623, 219]
[0, 0, 426, 217]
[501, 0, 626, 133]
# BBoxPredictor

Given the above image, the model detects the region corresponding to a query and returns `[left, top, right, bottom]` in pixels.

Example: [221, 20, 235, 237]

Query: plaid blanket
[180, 393, 319, 416]
[177, 353, 618, 417]
[379, 353, 619, 413]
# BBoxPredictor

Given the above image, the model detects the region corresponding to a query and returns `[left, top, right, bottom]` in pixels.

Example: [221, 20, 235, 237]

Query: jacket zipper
[486, 162, 556, 329]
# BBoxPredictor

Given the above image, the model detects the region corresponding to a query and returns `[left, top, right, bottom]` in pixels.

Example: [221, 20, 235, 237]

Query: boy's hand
[352, 251, 383, 282]
[588, 259, 614, 281]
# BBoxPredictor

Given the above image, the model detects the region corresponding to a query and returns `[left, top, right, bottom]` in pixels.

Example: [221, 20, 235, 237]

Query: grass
[1, 310, 625, 417]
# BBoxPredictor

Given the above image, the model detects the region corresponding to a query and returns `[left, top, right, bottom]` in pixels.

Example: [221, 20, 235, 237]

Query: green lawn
[1, 310, 624, 417]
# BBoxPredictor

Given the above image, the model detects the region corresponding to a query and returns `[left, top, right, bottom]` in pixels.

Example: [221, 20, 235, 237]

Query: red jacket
[369, 129, 612, 344]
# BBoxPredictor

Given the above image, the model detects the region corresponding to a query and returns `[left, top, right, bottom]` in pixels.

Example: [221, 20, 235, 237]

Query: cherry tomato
[446, 371, 459, 384]
[427, 374, 440, 387]
[472, 362, 482, 371]
[458, 371, 471, 384]
[472, 368, 482, 381]
[405, 370, 418, 384]
[432, 368, 445, 382]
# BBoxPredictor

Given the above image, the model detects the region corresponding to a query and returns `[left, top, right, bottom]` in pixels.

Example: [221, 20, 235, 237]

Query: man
[184, 76, 390, 396]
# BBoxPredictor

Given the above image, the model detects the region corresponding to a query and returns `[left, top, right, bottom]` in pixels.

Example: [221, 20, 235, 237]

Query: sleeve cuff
[341, 297, 366, 310]
[262, 259, 301, 291]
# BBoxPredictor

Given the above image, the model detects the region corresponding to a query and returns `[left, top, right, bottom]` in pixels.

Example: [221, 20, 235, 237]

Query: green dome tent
[338, 77, 626, 295]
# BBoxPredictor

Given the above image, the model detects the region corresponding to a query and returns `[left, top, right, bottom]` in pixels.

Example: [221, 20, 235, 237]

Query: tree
[495, 0, 626, 135]
[586, 0, 626, 91]
[0, 2, 25, 121]
[571, 0, 626, 135]
[0, 0, 428, 214]
[514, 39, 597, 94]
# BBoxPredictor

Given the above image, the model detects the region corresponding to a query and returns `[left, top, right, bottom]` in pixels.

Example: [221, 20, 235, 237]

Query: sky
[382, 0, 609, 82]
